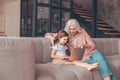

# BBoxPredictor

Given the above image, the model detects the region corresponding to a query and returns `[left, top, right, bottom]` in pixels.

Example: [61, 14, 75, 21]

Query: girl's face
[59, 36, 69, 45]
[69, 26, 78, 36]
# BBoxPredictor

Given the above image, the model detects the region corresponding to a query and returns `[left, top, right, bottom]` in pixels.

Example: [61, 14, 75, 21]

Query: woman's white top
[71, 38, 77, 47]
[52, 44, 68, 57]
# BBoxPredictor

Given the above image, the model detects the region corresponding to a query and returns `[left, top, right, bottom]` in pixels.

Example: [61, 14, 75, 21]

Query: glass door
[21, 0, 71, 37]
[20, 0, 34, 37]
[37, 6, 49, 36]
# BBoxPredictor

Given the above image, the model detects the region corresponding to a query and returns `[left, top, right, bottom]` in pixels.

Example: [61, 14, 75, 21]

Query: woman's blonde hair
[64, 19, 82, 35]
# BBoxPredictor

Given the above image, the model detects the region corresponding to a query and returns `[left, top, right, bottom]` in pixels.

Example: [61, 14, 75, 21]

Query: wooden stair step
[85, 18, 93, 22]
[73, 8, 86, 11]
[75, 12, 92, 16]
[98, 26, 114, 28]
[100, 29, 119, 33]
[86, 18, 106, 23]
[108, 35, 120, 38]
[73, 9, 93, 16]
[98, 26, 112, 28]
[84, 19, 109, 26]
[104, 32, 120, 35]
[77, 14, 107, 24]
[73, 6, 84, 10]
[73, 9, 88, 13]
[85, 18, 102, 23]
[80, 15, 92, 19]
[97, 23, 109, 27]
[98, 27, 117, 31]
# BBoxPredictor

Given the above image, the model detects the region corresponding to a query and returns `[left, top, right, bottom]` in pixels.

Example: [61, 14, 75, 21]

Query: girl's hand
[61, 56, 69, 60]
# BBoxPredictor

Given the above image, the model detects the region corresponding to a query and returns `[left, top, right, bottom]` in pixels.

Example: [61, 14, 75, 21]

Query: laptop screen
[69, 47, 85, 61]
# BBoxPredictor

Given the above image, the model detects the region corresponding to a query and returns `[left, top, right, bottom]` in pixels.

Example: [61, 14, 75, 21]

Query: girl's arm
[51, 49, 63, 59]
[51, 49, 59, 59]
[51, 49, 70, 59]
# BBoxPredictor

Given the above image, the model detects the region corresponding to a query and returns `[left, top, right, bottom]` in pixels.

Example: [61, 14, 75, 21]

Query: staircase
[73, 5, 120, 38]
[63, 0, 120, 38]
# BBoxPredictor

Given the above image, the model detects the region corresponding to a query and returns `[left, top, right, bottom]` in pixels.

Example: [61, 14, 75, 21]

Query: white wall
[4, 0, 20, 36]
[0, 5, 5, 32]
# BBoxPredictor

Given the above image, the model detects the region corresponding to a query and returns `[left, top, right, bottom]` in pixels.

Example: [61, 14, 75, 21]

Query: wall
[98, 0, 120, 31]
[0, 5, 5, 32]
[74, 0, 120, 31]
[4, 0, 20, 36]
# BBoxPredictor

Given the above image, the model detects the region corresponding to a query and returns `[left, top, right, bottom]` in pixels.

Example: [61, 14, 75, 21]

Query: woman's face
[69, 26, 78, 36]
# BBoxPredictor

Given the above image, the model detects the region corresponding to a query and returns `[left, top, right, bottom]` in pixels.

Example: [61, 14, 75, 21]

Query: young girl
[51, 30, 98, 71]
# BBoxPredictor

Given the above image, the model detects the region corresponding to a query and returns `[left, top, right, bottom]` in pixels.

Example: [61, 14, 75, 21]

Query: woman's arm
[83, 29, 96, 50]
[44, 33, 57, 45]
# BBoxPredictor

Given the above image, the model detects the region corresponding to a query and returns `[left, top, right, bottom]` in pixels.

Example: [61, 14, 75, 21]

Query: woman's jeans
[84, 50, 116, 80]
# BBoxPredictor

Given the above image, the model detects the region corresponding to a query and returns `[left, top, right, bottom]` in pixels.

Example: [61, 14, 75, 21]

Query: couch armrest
[0, 38, 35, 80]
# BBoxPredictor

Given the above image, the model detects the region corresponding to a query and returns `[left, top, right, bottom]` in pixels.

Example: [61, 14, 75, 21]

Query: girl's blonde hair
[64, 19, 82, 35]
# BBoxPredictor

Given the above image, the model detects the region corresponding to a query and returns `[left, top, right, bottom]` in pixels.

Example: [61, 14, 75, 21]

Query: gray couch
[0, 37, 120, 80]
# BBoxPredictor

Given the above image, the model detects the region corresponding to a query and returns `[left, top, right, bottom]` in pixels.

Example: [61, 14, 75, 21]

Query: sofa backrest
[31, 38, 120, 63]
[21, 37, 52, 63]
[93, 38, 119, 56]
[28, 37, 120, 63]
[0, 37, 119, 64]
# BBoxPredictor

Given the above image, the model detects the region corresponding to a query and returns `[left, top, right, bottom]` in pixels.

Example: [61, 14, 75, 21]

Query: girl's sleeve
[51, 45, 58, 50]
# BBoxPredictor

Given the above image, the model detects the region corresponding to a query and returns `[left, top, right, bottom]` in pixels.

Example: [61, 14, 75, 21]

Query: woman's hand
[77, 44, 85, 48]
[44, 33, 57, 45]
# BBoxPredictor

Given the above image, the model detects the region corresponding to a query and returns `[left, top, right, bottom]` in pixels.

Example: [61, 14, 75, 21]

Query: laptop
[69, 47, 85, 61]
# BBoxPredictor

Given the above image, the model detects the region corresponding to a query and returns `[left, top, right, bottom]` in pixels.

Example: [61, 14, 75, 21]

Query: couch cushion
[22, 37, 52, 63]
[106, 55, 120, 80]
[35, 63, 97, 80]
[22, 37, 44, 63]
[36, 63, 77, 80]
[39, 38, 52, 63]
[0, 38, 35, 80]
[93, 38, 118, 56]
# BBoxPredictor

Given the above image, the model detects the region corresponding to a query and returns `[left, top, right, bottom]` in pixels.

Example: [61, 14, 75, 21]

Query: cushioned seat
[106, 55, 120, 79]
[0, 37, 120, 80]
